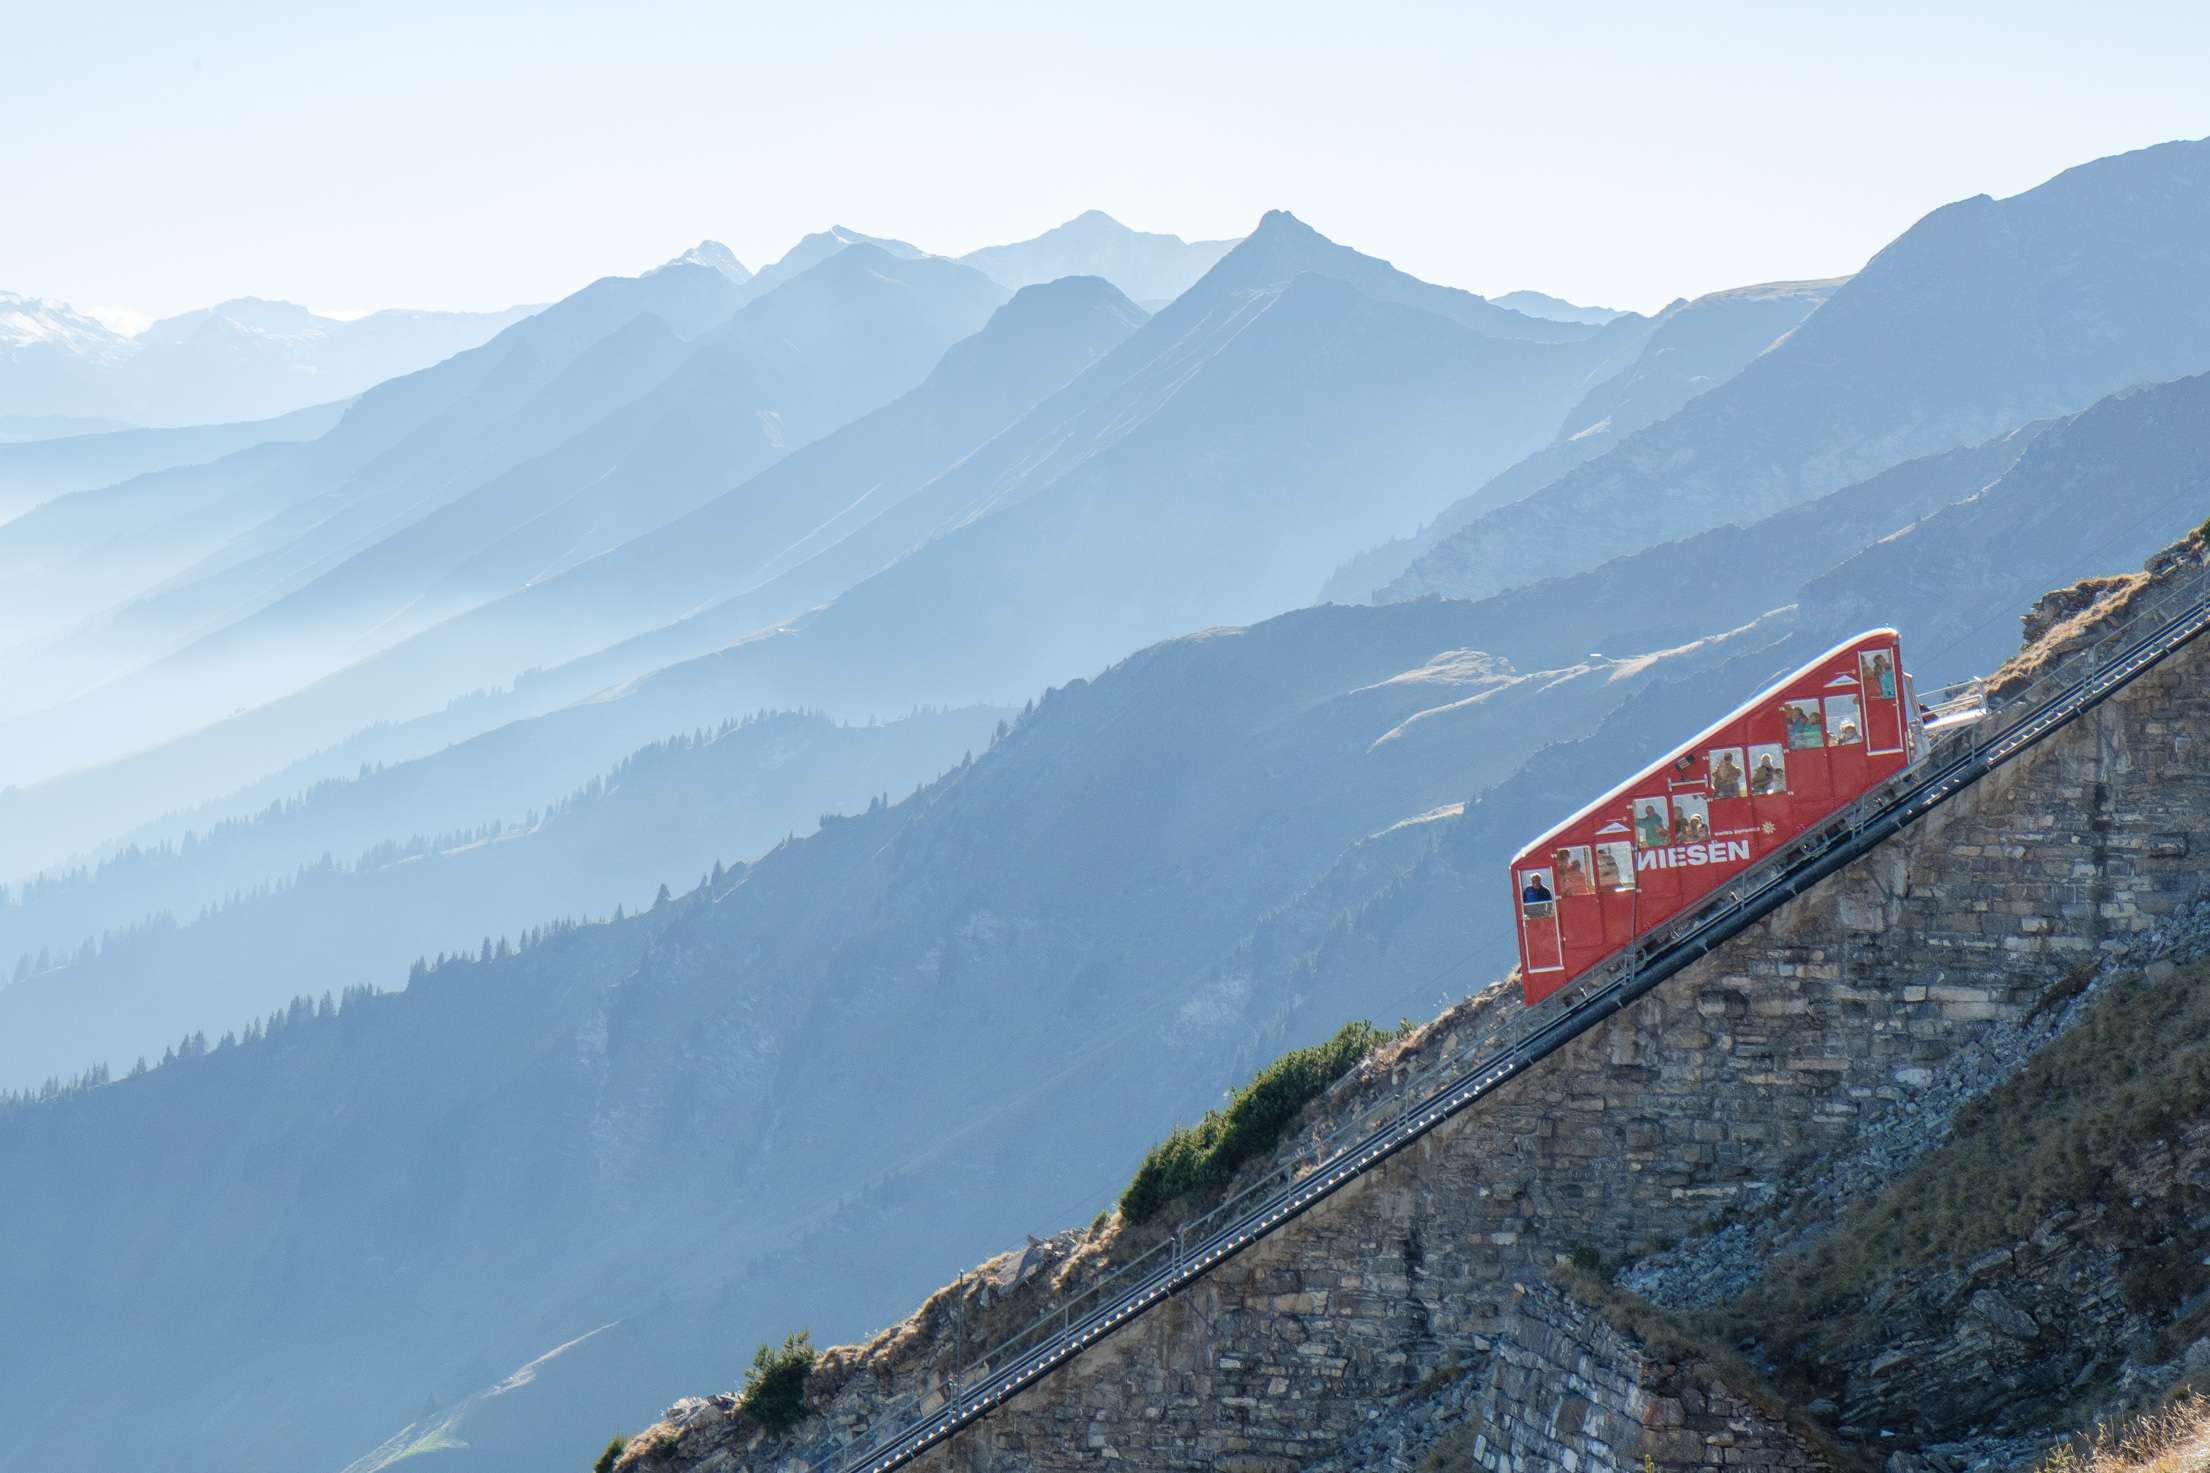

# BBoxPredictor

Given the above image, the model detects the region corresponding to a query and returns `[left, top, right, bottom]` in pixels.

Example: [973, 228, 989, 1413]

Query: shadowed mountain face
[1385, 135, 2210, 605]
[1324, 277, 1843, 602]
[0, 705, 1008, 1092]
[958, 209, 1241, 303]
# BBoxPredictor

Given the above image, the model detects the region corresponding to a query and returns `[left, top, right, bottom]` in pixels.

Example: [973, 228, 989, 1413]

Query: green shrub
[1119, 1020, 1394, 1225]
[740, 1331, 816, 1432]
[593, 1435, 626, 1473]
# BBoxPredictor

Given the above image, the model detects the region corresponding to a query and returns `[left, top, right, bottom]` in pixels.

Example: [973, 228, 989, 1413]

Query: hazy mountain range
[0, 290, 541, 428]
[6, 139, 2210, 1473]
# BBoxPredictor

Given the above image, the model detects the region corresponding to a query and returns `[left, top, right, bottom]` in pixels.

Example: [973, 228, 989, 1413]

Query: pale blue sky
[6, 0, 2206, 322]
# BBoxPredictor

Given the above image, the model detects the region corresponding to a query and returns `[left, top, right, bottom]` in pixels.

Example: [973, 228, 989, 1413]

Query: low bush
[1119, 1019, 1395, 1226]
[740, 1331, 816, 1432]
[593, 1435, 626, 1473]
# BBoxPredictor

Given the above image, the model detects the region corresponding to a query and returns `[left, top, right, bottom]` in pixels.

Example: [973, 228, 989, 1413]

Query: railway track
[809, 563, 2210, 1473]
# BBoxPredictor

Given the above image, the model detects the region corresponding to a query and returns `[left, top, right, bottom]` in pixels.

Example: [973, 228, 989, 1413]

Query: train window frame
[1861, 648, 1898, 700]
[1632, 798, 1670, 850]
[1748, 742, 1788, 795]
[1708, 747, 1746, 799]
[1593, 839, 1635, 891]
[1780, 698, 1825, 750]
[1519, 867, 1557, 917]
[1825, 692, 1864, 746]
[1671, 792, 1711, 842]
[1552, 845, 1595, 897]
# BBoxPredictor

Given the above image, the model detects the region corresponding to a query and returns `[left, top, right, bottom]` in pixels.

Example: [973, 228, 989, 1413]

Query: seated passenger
[1556, 853, 1593, 896]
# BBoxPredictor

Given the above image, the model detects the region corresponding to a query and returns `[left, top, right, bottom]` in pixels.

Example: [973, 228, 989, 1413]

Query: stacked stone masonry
[1467, 1285, 1830, 1473]
[655, 609, 2210, 1473]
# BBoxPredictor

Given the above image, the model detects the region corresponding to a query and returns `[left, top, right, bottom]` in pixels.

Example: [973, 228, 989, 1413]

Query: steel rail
[815, 567, 2210, 1473]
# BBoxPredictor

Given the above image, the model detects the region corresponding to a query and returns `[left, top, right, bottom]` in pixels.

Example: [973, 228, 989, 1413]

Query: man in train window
[1710, 748, 1745, 799]
[1672, 794, 1710, 842]
[1554, 846, 1593, 896]
[1520, 871, 1555, 916]
[1634, 799, 1669, 849]
[1749, 745, 1787, 795]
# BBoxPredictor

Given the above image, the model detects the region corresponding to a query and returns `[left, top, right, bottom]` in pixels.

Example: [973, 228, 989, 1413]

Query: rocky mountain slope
[626, 531, 2210, 1473]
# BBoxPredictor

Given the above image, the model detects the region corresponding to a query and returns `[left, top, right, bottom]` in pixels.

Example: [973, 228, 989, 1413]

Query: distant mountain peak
[0, 291, 134, 356]
[659, 241, 753, 283]
[741, 226, 932, 298]
[1491, 290, 1623, 326]
[959, 214, 1241, 305]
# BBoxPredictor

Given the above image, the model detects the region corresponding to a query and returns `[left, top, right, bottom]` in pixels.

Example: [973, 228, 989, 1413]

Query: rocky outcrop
[634, 541, 2210, 1473]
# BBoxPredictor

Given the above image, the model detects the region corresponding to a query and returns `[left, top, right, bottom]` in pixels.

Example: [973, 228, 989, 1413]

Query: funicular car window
[1781, 699, 1824, 749]
[1826, 692, 1863, 745]
[1594, 839, 1634, 890]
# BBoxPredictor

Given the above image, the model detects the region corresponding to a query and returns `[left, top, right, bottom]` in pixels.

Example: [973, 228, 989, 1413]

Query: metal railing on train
[796, 559, 2210, 1473]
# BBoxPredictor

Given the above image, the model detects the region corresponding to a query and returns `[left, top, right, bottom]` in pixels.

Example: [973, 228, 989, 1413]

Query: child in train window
[1633, 798, 1670, 850]
[1862, 650, 1897, 699]
[1520, 869, 1555, 916]
[1748, 744, 1787, 795]
[1553, 846, 1594, 896]
[1709, 747, 1746, 799]
[1825, 693, 1863, 745]
[1781, 700, 1824, 750]
[1594, 841, 1635, 891]
[1671, 793, 1710, 842]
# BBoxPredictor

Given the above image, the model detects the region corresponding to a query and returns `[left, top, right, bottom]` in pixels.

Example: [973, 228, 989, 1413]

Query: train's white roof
[1509, 627, 1901, 867]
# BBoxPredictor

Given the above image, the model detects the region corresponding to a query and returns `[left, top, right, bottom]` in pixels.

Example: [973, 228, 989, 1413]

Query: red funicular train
[1510, 630, 1925, 1006]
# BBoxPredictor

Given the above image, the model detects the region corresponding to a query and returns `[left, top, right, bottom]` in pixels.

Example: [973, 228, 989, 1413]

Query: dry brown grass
[2037, 1392, 2210, 1473]
[1710, 961, 2210, 1364]
[1990, 572, 2153, 701]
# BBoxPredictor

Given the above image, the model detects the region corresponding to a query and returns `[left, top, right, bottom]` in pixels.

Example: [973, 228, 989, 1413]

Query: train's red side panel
[1510, 631, 1919, 1006]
